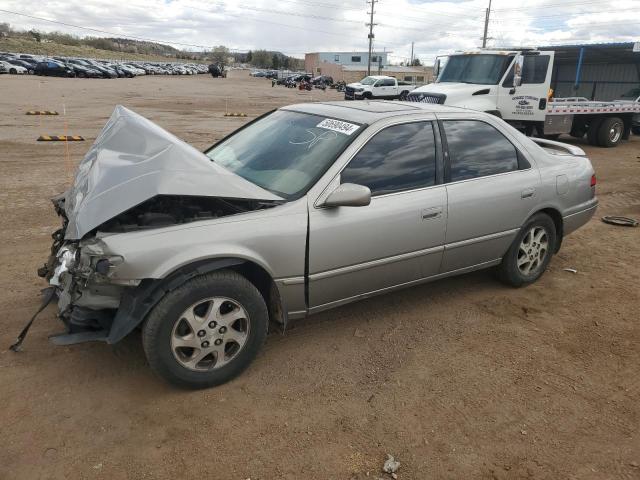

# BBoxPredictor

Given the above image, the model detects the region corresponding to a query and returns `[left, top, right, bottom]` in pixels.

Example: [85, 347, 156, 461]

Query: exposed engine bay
[96, 195, 277, 234]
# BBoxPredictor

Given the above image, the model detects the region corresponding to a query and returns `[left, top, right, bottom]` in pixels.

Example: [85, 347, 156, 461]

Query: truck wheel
[399, 90, 409, 101]
[587, 118, 604, 146]
[142, 270, 269, 389]
[597, 117, 624, 147]
[498, 213, 556, 288]
[363, 92, 372, 100]
[9, 68, 16, 74]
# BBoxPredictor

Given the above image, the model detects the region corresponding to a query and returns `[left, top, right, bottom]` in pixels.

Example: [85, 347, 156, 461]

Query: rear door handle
[422, 207, 443, 220]
[521, 188, 535, 199]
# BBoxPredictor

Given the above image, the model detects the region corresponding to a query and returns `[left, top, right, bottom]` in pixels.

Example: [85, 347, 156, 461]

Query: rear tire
[142, 270, 269, 389]
[597, 116, 623, 147]
[498, 213, 556, 288]
[9, 68, 16, 74]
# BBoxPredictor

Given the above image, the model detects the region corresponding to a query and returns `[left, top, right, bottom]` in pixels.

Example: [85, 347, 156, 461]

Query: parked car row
[0, 52, 209, 78]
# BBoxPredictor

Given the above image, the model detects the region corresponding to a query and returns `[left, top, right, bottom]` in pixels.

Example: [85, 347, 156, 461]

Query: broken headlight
[49, 246, 77, 286]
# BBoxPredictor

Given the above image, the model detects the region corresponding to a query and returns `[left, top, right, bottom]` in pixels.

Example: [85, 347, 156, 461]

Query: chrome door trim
[275, 276, 305, 286]
[444, 228, 519, 251]
[309, 245, 444, 282]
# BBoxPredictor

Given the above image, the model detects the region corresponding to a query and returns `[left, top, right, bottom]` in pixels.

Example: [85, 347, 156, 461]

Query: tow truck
[407, 48, 640, 147]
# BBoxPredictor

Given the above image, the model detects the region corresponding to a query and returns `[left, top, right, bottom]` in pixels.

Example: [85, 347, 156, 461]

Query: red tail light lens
[590, 174, 597, 187]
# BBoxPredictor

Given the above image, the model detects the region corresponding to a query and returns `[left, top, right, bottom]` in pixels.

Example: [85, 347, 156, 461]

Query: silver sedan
[38, 102, 597, 388]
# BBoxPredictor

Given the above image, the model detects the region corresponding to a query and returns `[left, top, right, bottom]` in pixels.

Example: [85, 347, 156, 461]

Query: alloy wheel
[517, 226, 549, 276]
[171, 297, 250, 371]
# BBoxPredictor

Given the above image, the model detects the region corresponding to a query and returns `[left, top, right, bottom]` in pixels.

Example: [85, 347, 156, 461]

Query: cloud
[2, 0, 638, 62]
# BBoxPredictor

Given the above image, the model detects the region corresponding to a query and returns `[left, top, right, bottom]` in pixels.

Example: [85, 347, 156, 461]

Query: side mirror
[323, 183, 371, 208]
[513, 54, 524, 88]
[433, 58, 441, 79]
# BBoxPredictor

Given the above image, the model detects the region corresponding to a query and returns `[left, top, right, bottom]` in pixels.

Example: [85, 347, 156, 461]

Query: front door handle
[521, 188, 535, 199]
[421, 207, 443, 220]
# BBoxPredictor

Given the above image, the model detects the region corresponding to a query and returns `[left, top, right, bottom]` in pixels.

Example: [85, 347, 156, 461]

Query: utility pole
[410, 41, 414, 66]
[482, 0, 492, 48]
[366, 0, 377, 76]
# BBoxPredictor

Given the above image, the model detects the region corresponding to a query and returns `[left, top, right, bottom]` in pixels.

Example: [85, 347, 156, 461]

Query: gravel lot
[1, 71, 639, 479]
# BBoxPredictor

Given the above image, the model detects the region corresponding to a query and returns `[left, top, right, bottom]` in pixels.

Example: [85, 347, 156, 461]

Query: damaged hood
[63, 105, 282, 239]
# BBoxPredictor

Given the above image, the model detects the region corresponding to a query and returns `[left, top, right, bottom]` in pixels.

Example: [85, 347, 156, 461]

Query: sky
[1, 0, 639, 63]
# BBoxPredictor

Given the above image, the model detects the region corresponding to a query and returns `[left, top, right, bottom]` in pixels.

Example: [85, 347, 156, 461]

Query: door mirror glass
[323, 183, 371, 207]
[513, 54, 524, 88]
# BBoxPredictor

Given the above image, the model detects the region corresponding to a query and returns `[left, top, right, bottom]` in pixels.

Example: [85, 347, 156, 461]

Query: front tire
[142, 270, 268, 389]
[498, 213, 556, 287]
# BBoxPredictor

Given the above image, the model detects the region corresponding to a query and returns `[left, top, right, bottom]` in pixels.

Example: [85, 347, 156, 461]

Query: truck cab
[408, 49, 554, 125]
[345, 75, 416, 101]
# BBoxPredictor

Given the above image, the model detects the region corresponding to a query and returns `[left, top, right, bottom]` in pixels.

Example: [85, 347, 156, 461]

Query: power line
[0, 8, 220, 50]
[491, 6, 640, 21]
[493, 0, 634, 11]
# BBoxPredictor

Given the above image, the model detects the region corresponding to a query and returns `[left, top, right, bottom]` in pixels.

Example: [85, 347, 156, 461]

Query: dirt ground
[0, 71, 639, 480]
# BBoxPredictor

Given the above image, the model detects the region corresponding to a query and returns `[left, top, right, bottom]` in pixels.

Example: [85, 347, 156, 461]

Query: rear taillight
[590, 174, 597, 187]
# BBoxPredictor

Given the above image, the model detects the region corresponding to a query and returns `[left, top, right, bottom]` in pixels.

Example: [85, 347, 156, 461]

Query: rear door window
[443, 120, 519, 182]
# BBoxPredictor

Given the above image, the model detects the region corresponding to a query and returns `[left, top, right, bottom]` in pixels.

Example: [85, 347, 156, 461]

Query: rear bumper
[563, 200, 598, 236]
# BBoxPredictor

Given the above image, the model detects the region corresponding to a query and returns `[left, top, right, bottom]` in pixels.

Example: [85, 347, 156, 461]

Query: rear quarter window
[443, 120, 519, 182]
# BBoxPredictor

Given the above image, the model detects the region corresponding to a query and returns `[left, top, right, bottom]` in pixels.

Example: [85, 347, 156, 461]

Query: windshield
[360, 77, 377, 85]
[438, 54, 513, 85]
[206, 110, 362, 199]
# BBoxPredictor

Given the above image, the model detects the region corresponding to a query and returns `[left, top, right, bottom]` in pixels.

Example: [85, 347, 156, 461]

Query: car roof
[282, 101, 462, 124]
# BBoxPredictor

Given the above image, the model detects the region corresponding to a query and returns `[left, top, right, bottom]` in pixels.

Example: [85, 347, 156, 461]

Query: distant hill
[0, 36, 200, 62]
[0, 25, 206, 61]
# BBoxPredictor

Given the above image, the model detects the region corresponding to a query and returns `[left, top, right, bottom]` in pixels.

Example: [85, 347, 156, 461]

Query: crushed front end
[38, 195, 131, 345]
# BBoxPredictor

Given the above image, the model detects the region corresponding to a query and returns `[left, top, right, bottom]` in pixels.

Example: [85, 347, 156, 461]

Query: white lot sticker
[316, 118, 359, 135]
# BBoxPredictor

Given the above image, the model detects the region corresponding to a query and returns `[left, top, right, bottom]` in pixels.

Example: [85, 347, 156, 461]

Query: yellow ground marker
[26, 111, 59, 115]
[37, 135, 85, 142]
[224, 112, 247, 117]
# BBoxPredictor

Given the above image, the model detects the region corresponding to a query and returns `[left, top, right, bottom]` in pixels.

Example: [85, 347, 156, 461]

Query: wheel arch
[534, 207, 564, 253]
[107, 257, 285, 344]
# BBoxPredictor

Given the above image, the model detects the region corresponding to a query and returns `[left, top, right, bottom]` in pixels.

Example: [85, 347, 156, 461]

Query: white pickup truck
[407, 48, 640, 147]
[344, 75, 417, 101]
